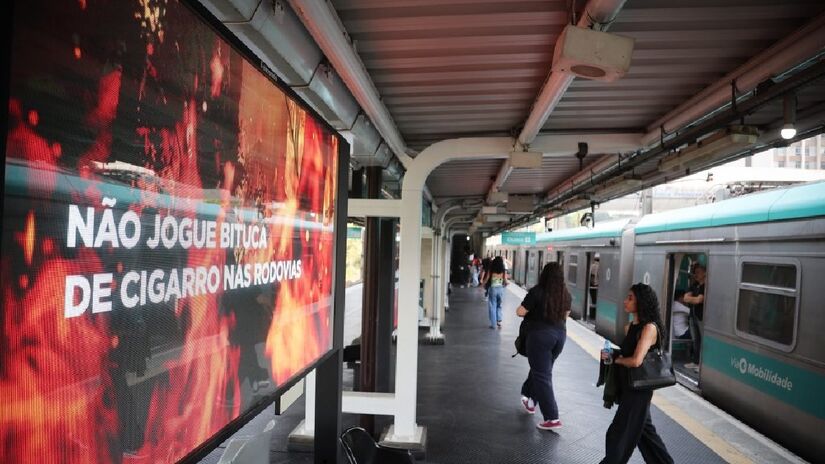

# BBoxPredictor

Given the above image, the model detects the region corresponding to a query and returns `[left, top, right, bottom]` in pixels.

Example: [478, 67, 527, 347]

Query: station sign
[347, 226, 364, 239]
[502, 231, 536, 245]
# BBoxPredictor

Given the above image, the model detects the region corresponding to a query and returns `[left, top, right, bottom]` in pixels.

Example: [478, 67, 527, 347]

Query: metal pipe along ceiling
[288, 0, 413, 169]
[517, 0, 628, 147]
[642, 12, 825, 147]
[488, 0, 627, 203]
[544, 58, 825, 217]
[200, 0, 397, 171]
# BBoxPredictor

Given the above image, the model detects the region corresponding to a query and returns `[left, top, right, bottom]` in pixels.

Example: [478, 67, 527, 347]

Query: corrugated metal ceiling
[425, 158, 503, 198]
[544, 0, 825, 132]
[330, 0, 825, 205]
[333, 0, 574, 151]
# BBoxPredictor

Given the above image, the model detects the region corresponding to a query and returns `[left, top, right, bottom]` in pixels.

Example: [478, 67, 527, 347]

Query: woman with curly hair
[516, 262, 571, 430]
[599, 283, 674, 464]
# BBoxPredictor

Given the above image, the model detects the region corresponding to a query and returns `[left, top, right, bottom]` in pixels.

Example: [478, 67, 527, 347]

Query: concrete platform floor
[200, 284, 807, 464]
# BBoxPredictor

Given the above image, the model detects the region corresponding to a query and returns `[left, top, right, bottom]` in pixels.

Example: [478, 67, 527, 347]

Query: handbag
[512, 319, 529, 358]
[628, 326, 676, 391]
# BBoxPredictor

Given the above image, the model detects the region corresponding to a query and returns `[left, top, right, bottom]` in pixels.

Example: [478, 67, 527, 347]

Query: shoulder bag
[512, 319, 529, 358]
[628, 325, 676, 391]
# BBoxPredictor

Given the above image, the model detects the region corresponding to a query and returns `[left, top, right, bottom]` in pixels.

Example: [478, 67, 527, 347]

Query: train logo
[734, 356, 748, 374]
[730, 356, 793, 392]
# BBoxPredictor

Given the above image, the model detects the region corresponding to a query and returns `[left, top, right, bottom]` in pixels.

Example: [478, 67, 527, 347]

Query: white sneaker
[520, 397, 536, 414]
[684, 362, 699, 369]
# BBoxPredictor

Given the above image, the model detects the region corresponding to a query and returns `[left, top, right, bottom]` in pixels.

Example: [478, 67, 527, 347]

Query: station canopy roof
[242, 0, 825, 233]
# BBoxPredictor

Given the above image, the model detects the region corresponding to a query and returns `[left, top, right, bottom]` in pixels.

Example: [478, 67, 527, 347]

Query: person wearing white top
[672, 290, 691, 339]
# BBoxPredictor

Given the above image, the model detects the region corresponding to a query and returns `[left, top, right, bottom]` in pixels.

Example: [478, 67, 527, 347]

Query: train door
[511, 250, 519, 284]
[523, 249, 532, 287]
[593, 251, 621, 343]
[567, 253, 587, 320]
[583, 252, 600, 325]
[580, 252, 592, 326]
[664, 252, 707, 385]
[524, 250, 534, 288]
[557, 251, 564, 268]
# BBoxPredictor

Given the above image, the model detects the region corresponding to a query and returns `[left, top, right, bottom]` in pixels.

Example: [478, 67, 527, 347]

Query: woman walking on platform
[516, 262, 570, 430]
[600, 283, 674, 464]
[482, 256, 507, 328]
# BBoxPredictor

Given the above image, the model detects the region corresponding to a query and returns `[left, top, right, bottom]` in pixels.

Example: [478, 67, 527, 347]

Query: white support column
[425, 201, 463, 342]
[347, 135, 642, 449]
[443, 235, 452, 312]
[424, 226, 445, 343]
[287, 369, 316, 447]
[305, 370, 316, 431]
[386, 190, 424, 442]
[439, 234, 449, 320]
[427, 228, 443, 340]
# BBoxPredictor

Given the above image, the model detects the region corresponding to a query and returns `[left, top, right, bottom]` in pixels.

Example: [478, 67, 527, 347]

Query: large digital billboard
[1, 1, 340, 462]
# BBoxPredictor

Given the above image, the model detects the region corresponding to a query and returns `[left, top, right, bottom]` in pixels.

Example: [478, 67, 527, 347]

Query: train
[491, 180, 825, 463]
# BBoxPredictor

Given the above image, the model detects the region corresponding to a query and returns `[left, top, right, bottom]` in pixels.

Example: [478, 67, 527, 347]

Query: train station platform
[201, 285, 806, 464]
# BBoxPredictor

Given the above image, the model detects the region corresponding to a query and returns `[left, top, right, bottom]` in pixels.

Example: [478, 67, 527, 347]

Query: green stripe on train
[703, 335, 825, 420]
[597, 300, 617, 323]
[570, 288, 585, 314]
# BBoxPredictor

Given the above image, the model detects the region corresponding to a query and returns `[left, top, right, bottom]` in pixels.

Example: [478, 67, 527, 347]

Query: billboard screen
[1, 1, 340, 462]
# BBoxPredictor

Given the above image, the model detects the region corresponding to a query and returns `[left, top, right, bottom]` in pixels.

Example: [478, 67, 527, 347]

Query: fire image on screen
[1, 0, 339, 462]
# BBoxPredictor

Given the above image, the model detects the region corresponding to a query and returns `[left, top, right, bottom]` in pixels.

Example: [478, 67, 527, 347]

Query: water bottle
[602, 339, 613, 365]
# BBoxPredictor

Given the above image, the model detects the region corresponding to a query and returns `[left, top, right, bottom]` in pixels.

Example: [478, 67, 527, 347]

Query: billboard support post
[359, 165, 382, 434]
[375, 218, 396, 394]
[313, 142, 349, 463]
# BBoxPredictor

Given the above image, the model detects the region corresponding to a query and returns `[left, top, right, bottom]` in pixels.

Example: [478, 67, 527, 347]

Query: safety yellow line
[565, 321, 753, 464]
[652, 395, 752, 464]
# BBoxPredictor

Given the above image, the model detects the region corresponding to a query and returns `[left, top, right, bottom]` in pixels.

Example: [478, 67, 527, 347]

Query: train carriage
[633, 181, 825, 461]
[534, 219, 635, 342]
[490, 181, 825, 462]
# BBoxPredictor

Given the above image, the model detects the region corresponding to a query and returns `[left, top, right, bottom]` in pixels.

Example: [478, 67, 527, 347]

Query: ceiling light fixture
[508, 150, 543, 169]
[484, 214, 512, 223]
[781, 94, 797, 140]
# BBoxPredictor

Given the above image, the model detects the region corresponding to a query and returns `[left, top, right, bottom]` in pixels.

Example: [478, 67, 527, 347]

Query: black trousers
[520, 325, 566, 421]
[600, 387, 673, 464]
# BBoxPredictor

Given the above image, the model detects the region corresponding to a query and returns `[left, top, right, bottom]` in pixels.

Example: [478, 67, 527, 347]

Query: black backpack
[512, 319, 529, 357]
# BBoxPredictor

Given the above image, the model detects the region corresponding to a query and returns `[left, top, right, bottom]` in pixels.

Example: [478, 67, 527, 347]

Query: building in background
[540, 134, 825, 234]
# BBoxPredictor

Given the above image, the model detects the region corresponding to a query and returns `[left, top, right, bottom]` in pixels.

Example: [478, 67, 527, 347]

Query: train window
[741, 263, 796, 288]
[736, 261, 799, 349]
[568, 254, 578, 284]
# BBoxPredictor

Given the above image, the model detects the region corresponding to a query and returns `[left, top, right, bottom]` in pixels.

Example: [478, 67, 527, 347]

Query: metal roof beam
[482, 0, 627, 211]
[517, 0, 628, 146]
[642, 12, 825, 147]
[541, 58, 825, 221]
[289, 0, 414, 166]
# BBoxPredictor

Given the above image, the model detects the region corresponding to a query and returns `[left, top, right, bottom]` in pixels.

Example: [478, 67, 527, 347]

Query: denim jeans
[521, 324, 566, 421]
[487, 286, 504, 327]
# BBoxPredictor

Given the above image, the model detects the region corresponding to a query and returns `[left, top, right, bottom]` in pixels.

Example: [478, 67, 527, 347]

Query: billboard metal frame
[0, 0, 348, 462]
